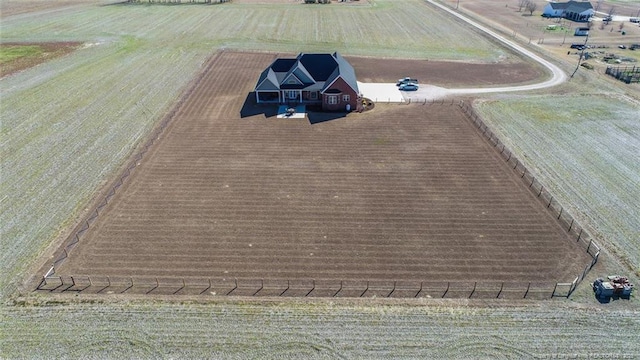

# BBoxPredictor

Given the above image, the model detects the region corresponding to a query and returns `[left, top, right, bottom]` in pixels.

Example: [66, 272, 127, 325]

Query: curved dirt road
[359, 0, 568, 102]
[426, 0, 567, 94]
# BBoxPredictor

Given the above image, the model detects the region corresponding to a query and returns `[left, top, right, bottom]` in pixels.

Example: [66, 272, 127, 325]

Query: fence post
[442, 282, 450, 298]
[305, 279, 315, 297]
[388, 281, 397, 298]
[280, 280, 290, 296]
[360, 281, 369, 297]
[253, 279, 264, 296]
[469, 282, 477, 298]
[98, 276, 111, 294]
[415, 282, 423, 298]
[524, 282, 530, 298]
[333, 281, 343, 297]
[496, 282, 504, 299]
[147, 277, 159, 294]
[226, 278, 238, 295]
[62, 276, 76, 292]
[558, 207, 563, 219]
[173, 278, 186, 295]
[200, 279, 212, 295]
[121, 277, 134, 293]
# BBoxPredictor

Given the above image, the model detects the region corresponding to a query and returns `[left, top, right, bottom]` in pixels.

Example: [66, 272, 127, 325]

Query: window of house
[342, 94, 350, 102]
[288, 91, 297, 99]
[327, 95, 338, 105]
[310, 91, 318, 100]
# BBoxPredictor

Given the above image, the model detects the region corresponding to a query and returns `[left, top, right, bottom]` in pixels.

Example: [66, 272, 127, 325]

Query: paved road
[360, 0, 568, 103]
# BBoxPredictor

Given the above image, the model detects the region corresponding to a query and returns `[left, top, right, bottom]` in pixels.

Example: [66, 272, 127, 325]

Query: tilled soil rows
[49, 51, 591, 297]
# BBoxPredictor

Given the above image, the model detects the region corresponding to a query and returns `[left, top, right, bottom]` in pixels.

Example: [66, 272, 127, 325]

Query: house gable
[282, 72, 304, 86]
[255, 68, 280, 91]
[321, 76, 358, 111]
[292, 65, 315, 84]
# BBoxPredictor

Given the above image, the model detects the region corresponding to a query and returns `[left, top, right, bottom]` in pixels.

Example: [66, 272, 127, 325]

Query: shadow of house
[307, 111, 348, 125]
[240, 93, 278, 119]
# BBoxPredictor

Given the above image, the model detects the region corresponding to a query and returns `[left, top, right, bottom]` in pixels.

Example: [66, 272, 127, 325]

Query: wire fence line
[37, 276, 561, 299]
[37, 95, 596, 299]
[457, 100, 600, 297]
[368, 97, 456, 105]
[43, 51, 224, 279]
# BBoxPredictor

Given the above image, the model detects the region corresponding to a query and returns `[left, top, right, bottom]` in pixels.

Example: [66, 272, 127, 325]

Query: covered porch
[255, 90, 321, 104]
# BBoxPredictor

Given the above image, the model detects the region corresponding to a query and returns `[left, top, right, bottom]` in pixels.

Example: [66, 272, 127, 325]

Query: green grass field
[476, 95, 640, 276]
[0, 44, 44, 63]
[1, 0, 639, 358]
[0, 0, 504, 60]
[2, 299, 640, 358]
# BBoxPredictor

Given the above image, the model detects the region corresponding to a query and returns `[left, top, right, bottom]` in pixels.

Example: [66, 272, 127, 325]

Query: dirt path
[359, 0, 569, 102]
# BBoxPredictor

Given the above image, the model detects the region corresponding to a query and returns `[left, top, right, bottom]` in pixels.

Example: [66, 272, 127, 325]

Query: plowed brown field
[50, 51, 591, 297]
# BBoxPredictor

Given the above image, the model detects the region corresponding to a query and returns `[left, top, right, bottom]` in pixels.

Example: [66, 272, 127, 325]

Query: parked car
[570, 43, 585, 50]
[399, 83, 419, 91]
[396, 77, 418, 86]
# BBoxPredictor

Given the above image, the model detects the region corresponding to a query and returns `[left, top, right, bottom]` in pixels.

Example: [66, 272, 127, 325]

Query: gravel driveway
[358, 82, 450, 103]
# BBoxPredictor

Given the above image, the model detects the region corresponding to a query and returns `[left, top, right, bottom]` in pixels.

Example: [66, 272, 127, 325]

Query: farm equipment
[593, 275, 633, 301]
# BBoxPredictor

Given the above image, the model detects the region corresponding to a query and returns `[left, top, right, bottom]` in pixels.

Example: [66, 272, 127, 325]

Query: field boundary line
[36, 277, 559, 299]
[37, 50, 226, 285]
[457, 100, 600, 298]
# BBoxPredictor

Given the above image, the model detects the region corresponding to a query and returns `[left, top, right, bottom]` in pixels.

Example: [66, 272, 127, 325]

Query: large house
[254, 52, 359, 112]
[542, 1, 594, 22]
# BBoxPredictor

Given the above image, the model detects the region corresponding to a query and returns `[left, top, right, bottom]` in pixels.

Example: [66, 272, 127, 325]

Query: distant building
[542, 1, 594, 22]
[574, 27, 590, 36]
[254, 52, 359, 112]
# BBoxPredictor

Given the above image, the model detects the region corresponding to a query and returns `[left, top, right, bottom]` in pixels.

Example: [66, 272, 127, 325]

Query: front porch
[256, 90, 321, 104]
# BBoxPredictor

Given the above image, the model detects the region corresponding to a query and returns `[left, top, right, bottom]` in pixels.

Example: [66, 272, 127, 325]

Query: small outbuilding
[574, 27, 590, 36]
[254, 52, 359, 112]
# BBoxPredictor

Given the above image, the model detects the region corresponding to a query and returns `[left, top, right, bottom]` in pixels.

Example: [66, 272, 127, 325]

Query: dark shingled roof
[298, 53, 338, 81]
[549, 1, 593, 11]
[270, 58, 297, 72]
[254, 52, 358, 94]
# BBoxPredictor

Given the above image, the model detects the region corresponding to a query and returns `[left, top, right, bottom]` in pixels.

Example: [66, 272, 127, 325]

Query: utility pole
[571, 35, 589, 78]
